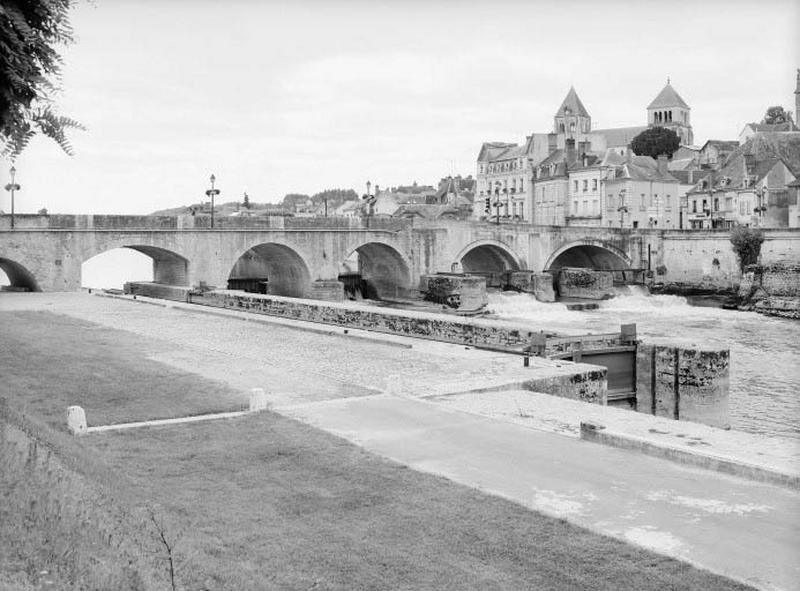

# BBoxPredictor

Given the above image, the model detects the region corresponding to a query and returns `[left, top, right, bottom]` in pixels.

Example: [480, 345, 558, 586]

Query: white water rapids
[487, 289, 800, 441]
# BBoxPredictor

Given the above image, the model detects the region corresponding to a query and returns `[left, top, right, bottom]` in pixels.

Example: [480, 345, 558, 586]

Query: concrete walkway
[284, 394, 799, 591]
[2, 292, 798, 589]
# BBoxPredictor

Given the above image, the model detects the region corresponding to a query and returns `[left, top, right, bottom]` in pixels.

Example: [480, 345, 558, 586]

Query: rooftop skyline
[2, 0, 798, 215]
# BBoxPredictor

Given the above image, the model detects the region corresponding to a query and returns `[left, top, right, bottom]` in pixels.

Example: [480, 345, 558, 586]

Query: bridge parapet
[0, 214, 413, 232]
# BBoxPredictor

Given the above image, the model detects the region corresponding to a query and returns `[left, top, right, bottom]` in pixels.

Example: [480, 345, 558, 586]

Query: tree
[242, 192, 250, 209]
[730, 226, 764, 272]
[762, 106, 788, 125]
[281, 193, 310, 210]
[1, 0, 85, 159]
[630, 126, 681, 159]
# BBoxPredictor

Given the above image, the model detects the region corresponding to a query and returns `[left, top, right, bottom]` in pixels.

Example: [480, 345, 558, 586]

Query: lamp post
[205, 174, 220, 228]
[4, 166, 20, 229]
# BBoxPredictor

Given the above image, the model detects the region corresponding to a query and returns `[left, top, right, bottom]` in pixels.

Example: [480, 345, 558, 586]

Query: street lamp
[205, 174, 220, 228]
[4, 166, 21, 229]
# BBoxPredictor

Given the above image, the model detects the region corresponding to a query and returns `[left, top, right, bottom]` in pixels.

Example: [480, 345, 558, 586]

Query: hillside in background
[150, 201, 287, 217]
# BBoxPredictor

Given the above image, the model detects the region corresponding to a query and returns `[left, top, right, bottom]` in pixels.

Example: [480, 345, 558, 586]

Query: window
[573, 180, 578, 192]
[714, 198, 719, 212]
[520, 178, 524, 191]
[592, 179, 597, 191]
[573, 200, 578, 213]
[582, 180, 588, 192]
[692, 200, 697, 213]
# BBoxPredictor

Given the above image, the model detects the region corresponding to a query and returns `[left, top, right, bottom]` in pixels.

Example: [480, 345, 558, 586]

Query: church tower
[554, 87, 591, 137]
[647, 79, 693, 145]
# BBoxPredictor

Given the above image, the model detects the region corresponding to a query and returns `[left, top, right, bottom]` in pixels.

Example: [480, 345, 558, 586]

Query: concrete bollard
[67, 406, 87, 435]
[249, 388, 268, 412]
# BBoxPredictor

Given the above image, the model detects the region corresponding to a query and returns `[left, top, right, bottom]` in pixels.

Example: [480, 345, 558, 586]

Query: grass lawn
[0, 310, 754, 590]
[0, 311, 248, 429]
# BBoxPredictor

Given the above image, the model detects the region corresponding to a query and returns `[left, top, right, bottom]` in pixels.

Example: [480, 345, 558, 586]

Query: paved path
[2, 292, 798, 590]
[285, 394, 800, 591]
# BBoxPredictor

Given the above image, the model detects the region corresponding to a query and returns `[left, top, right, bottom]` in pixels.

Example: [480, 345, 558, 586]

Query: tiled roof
[647, 83, 690, 110]
[701, 140, 739, 152]
[592, 126, 648, 148]
[477, 142, 517, 161]
[532, 149, 568, 180]
[610, 155, 678, 183]
[555, 86, 590, 118]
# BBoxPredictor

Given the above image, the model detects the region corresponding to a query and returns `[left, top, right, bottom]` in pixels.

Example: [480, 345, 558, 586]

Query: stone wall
[191, 289, 555, 351]
[737, 262, 800, 318]
[636, 344, 730, 429]
[124, 282, 193, 301]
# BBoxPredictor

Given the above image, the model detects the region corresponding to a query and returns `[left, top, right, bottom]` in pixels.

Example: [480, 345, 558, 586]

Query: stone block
[635, 344, 655, 415]
[310, 280, 345, 302]
[556, 268, 615, 300]
[67, 406, 87, 435]
[677, 348, 730, 429]
[653, 346, 679, 420]
[249, 388, 269, 412]
[504, 271, 556, 302]
[421, 274, 487, 312]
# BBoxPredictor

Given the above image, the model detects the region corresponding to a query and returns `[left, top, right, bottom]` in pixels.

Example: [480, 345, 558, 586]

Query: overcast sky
[2, 0, 798, 215]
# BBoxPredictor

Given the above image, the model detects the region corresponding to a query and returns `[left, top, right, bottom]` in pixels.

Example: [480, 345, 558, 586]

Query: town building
[603, 154, 682, 229]
[686, 132, 800, 229]
[475, 80, 695, 225]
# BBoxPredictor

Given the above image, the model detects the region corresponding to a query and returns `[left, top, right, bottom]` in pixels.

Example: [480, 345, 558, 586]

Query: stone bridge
[1, 213, 797, 296]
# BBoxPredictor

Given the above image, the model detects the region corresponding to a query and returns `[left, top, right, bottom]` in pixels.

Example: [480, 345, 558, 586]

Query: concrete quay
[1, 292, 798, 590]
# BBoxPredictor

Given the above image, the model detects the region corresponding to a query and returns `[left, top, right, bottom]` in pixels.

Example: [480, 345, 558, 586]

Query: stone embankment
[734, 262, 800, 319]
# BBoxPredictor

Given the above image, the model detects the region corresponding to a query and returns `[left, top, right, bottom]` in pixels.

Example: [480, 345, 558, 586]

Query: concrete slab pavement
[283, 394, 800, 591]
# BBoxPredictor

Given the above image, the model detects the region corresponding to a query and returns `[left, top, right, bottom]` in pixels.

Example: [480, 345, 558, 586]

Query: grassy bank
[0, 311, 754, 590]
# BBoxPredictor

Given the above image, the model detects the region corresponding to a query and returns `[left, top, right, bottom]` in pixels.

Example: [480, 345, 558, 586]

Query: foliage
[630, 126, 681, 158]
[311, 188, 358, 206]
[281, 193, 310, 209]
[762, 106, 788, 125]
[242, 192, 250, 209]
[0, 0, 84, 159]
[730, 226, 765, 272]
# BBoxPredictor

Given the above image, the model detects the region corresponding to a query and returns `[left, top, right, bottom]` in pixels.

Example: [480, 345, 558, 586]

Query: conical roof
[555, 86, 590, 118]
[648, 82, 690, 110]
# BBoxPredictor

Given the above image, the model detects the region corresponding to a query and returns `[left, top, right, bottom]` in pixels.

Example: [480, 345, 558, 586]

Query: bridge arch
[341, 241, 413, 300]
[228, 242, 311, 297]
[544, 240, 632, 272]
[82, 245, 190, 287]
[0, 257, 39, 291]
[455, 239, 524, 275]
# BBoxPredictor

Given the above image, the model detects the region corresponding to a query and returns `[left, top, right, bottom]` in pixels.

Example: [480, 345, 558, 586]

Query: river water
[487, 289, 800, 441]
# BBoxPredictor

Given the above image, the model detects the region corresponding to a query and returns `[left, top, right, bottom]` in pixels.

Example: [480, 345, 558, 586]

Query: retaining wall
[189, 289, 551, 350]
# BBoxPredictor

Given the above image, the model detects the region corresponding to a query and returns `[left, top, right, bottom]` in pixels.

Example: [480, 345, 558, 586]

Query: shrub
[730, 227, 764, 273]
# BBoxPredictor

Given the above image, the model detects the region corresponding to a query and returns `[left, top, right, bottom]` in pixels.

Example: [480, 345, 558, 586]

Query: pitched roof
[592, 126, 648, 148]
[477, 142, 517, 161]
[647, 82, 690, 110]
[701, 140, 739, 152]
[610, 155, 679, 183]
[555, 86, 590, 118]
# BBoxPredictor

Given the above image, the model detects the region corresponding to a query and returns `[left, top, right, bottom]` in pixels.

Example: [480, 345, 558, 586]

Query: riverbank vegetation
[0, 311, 755, 590]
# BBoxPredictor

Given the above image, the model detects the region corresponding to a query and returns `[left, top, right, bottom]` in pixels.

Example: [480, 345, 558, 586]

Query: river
[487, 289, 799, 441]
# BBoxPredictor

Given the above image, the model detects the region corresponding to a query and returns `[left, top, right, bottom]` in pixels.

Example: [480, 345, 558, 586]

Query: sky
[1, 0, 799, 215]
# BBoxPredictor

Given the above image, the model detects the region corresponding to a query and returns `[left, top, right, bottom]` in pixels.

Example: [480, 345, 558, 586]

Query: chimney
[688, 167, 694, 184]
[657, 154, 668, 176]
[625, 146, 633, 163]
[566, 138, 577, 164]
